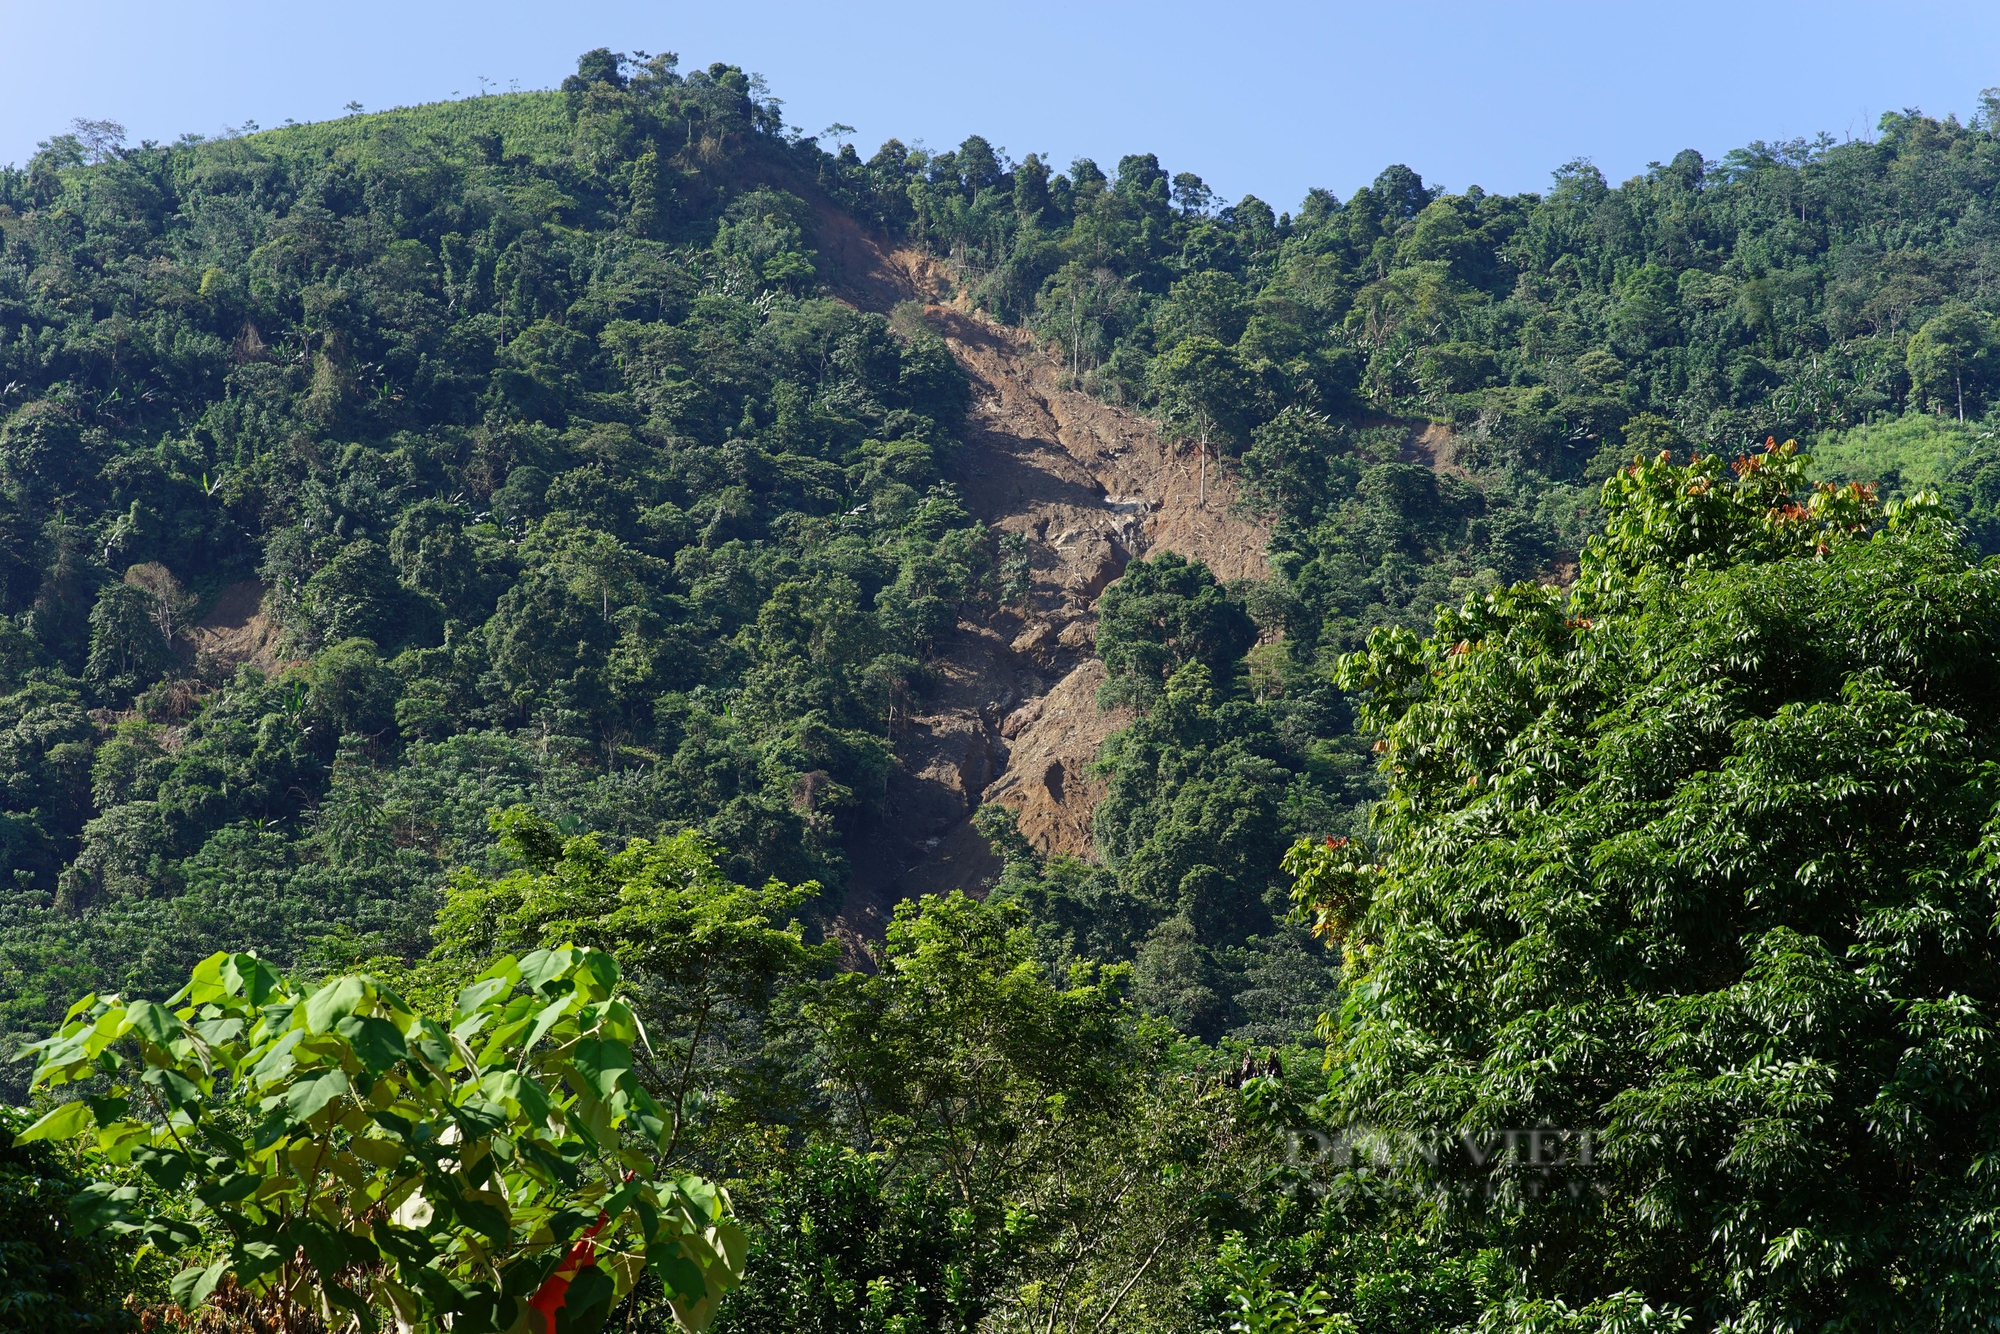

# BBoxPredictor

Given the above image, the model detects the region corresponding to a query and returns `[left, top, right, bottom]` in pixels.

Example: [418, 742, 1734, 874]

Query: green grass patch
[240, 90, 572, 164]
[1807, 414, 1991, 495]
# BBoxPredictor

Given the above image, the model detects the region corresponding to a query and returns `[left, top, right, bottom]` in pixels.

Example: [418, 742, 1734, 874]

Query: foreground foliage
[18, 945, 745, 1330]
[1280, 445, 2000, 1327]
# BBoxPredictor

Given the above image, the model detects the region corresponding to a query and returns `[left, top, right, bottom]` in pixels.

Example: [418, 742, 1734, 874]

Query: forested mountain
[5, 47, 2000, 1333]
[0, 58, 982, 1047]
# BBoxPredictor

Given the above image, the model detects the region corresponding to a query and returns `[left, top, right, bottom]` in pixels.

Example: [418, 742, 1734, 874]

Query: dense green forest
[4, 45, 2000, 1332]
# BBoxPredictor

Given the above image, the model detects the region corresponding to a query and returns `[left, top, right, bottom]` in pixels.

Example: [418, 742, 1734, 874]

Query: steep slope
[821, 230, 1270, 940]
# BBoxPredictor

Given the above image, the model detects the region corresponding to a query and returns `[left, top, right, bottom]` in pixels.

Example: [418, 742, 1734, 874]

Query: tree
[27, 517, 105, 672]
[1091, 660, 1328, 1040]
[800, 892, 1132, 1206]
[19, 945, 747, 1331]
[1907, 302, 1995, 420]
[1148, 335, 1253, 503]
[67, 118, 126, 164]
[1095, 551, 1256, 706]
[389, 500, 490, 618]
[1032, 263, 1136, 387]
[0, 401, 105, 511]
[85, 583, 170, 698]
[120, 563, 195, 645]
[1157, 270, 1251, 349]
[299, 539, 418, 653]
[714, 1146, 1010, 1334]
[1288, 443, 2000, 1326]
[1240, 407, 1350, 522]
[782, 891, 1167, 1331]
[433, 808, 834, 1160]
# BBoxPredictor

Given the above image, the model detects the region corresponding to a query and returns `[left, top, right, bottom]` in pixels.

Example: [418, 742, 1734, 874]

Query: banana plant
[16, 945, 746, 1332]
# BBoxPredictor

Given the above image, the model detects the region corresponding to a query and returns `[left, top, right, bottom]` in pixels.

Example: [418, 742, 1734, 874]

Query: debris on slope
[185, 580, 287, 674]
[819, 225, 1270, 940]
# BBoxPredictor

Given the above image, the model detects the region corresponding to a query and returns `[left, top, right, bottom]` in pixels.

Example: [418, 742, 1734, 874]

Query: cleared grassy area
[1807, 413, 1993, 495]
[235, 90, 572, 163]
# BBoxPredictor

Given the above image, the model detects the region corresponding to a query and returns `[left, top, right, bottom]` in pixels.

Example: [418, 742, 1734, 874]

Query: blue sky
[4, 0, 1998, 210]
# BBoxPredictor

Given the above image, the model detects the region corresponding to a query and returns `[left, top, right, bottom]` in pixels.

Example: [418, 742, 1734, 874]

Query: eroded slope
[824, 232, 1270, 940]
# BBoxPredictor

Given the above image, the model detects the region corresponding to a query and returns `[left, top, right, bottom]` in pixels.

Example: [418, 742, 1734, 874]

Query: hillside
[4, 49, 2000, 1012]
[8, 46, 2000, 1334]
[5, 51, 2000, 1038]
[824, 246, 1274, 941]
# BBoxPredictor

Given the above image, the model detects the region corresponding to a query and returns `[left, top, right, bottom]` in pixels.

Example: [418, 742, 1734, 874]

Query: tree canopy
[1282, 446, 2000, 1327]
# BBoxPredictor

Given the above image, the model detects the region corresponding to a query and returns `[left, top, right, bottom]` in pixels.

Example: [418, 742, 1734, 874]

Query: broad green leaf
[406, 1263, 476, 1316]
[673, 1177, 721, 1220]
[600, 1176, 646, 1224]
[13, 1100, 95, 1143]
[234, 1239, 283, 1285]
[411, 1018, 453, 1070]
[187, 952, 229, 1006]
[369, 1107, 415, 1138]
[141, 1216, 201, 1255]
[480, 1070, 552, 1127]
[453, 1097, 509, 1143]
[577, 950, 619, 999]
[132, 1145, 192, 1190]
[338, 1014, 410, 1074]
[192, 1015, 245, 1046]
[633, 1194, 659, 1245]
[127, 1000, 180, 1047]
[712, 1219, 748, 1276]
[649, 1241, 708, 1301]
[352, 1134, 407, 1168]
[519, 948, 571, 995]
[286, 1068, 350, 1124]
[288, 1217, 347, 1279]
[82, 1008, 128, 1061]
[222, 953, 281, 1005]
[27, 1031, 93, 1086]
[456, 974, 513, 1017]
[373, 1216, 439, 1269]
[170, 1256, 230, 1311]
[520, 993, 574, 1056]
[195, 1172, 260, 1209]
[305, 976, 370, 1033]
[377, 1275, 422, 1329]
[448, 1189, 511, 1246]
[250, 1029, 304, 1085]
[69, 1181, 141, 1236]
[142, 1064, 203, 1112]
[601, 1250, 645, 1298]
[555, 1263, 616, 1334]
[519, 1137, 582, 1188]
[459, 956, 520, 1016]
[569, 1038, 632, 1101]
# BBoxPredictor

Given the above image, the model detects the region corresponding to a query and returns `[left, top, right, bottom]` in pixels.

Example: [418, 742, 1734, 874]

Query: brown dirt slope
[819, 220, 1272, 943]
[186, 580, 286, 673]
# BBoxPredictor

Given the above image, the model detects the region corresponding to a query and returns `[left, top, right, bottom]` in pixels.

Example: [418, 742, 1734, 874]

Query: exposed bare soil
[819, 223, 1271, 942]
[185, 579, 286, 673]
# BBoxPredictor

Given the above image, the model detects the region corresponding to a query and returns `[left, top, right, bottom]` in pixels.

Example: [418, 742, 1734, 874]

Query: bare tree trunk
[1089, 1231, 1172, 1334]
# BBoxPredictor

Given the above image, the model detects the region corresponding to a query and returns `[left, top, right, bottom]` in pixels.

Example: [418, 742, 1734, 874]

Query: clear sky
[4, 0, 1998, 210]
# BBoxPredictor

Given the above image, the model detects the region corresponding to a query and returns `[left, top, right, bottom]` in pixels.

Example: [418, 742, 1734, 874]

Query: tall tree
[1289, 444, 2000, 1327]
